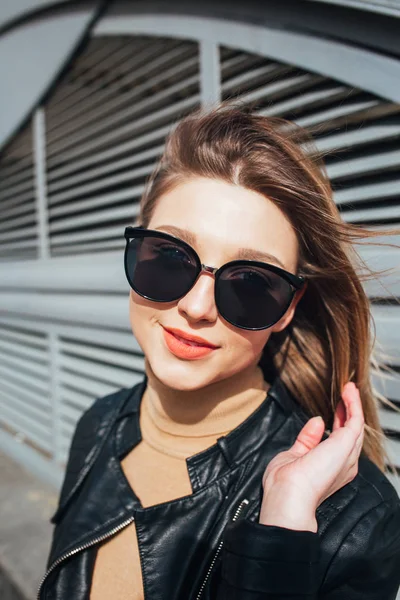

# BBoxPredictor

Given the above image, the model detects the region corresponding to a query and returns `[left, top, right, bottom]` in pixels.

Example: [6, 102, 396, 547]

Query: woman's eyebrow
[156, 225, 196, 247]
[154, 225, 287, 269]
[236, 248, 287, 269]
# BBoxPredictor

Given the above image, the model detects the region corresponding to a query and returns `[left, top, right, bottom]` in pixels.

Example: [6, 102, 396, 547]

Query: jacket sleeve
[320, 497, 400, 600]
[217, 519, 320, 599]
[216, 498, 400, 599]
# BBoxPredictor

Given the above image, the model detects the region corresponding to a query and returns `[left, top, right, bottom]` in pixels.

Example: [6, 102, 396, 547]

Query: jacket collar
[46, 370, 307, 572]
[115, 371, 305, 491]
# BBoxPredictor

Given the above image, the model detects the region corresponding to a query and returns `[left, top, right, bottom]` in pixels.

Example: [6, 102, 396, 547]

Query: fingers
[341, 382, 365, 438]
[291, 416, 325, 456]
[332, 399, 346, 431]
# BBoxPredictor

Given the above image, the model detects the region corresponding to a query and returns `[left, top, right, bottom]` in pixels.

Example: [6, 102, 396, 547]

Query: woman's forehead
[148, 177, 299, 271]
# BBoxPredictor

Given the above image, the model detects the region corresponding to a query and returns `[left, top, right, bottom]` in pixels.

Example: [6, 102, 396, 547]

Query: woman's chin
[148, 356, 218, 392]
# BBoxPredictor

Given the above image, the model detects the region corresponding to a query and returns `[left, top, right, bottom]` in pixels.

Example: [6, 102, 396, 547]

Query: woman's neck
[142, 360, 270, 439]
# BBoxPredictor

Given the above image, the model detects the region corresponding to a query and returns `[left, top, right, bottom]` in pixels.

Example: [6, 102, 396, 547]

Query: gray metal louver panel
[43, 35, 201, 257]
[0, 323, 51, 454]
[0, 315, 144, 468]
[0, 121, 37, 261]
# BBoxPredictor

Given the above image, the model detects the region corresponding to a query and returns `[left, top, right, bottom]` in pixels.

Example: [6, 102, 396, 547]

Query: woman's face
[129, 177, 305, 391]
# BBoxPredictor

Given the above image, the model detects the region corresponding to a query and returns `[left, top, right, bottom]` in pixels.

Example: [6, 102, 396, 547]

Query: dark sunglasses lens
[125, 235, 198, 301]
[216, 265, 293, 329]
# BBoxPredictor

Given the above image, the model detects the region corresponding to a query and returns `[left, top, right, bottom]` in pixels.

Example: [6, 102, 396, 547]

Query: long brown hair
[138, 101, 399, 472]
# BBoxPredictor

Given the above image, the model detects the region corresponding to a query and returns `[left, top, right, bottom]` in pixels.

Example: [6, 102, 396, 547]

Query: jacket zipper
[38, 498, 250, 599]
[195, 497, 250, 600]
[36, 515, 135, 600]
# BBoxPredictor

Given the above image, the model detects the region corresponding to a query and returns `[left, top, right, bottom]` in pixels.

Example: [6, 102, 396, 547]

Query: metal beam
[94, 14, 400, 103]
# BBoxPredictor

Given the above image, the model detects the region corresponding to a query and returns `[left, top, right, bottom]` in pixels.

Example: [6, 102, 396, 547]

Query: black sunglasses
[124, 226, 305, 331]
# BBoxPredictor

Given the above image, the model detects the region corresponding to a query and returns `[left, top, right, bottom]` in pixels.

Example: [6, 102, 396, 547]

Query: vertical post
[33, 108, 50, 259]
[49, 330, 62, 465]
[200, 40, 221, 108]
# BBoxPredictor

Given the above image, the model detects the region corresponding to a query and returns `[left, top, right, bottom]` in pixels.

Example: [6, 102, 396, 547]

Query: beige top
[90, 367, 270, 599]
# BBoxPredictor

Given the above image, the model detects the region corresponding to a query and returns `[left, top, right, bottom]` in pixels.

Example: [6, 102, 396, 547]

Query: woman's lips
[162, 327, 217, 359]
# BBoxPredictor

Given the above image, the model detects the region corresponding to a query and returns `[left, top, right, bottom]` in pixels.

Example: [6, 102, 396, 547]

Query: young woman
[40, 103, 400, 599]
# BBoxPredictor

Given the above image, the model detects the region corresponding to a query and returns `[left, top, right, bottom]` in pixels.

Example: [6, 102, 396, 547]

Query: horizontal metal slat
[0, 190, 35, 218]
[59, 387, 96, 412]
[380, 409, 400, 432]
[226, 73, 322, 106]
[0, 167, 33, 196]
[1, 199, 36, 224]
[0, 383, 52, 425]
[0, 291, 131, 329]
[0, 240, 37, 256]
[48, 46, 197, 147]
[61, 329, 142, 354]
[314, 123, 400, 153]
[222, 62, 286, 94]
[47, 73, 200, 159]
[0, 176, 35, 203]
[221, 56, 266, 82]
[0, 348, 49, 379]
[0, 336, 48, 364]
[0, 211, 36, 233]
[46, 93, 198, 167]
[61, 353, 136, 388]
[371, 305, 400, 366]
[342, 204, 400, 223]
[295, 100, 378, 128]
[59, 401, 85, 427]
[49, 182, 144, 220]
[60, 369, 124, 398]
[373, 370, 400, 403]
[0, 256, 128, 289]
[49, 199, 140, 233]
[49, 165, 151, 207]
[46, 40, 149, 117]
[327, 149, 400, 180]
[0, 316, 142, 354]
[334, 179, 400, 205]
[0, 327, 47, 349]
[385, 438, 400, 469]
[48, 145, 163, 196]
[47, 39, 169, 122]
[259, 85, 348, 117]
[0, 158, 33, 185]
[51, 240, 124, 255]
[0, 377, 51, 411]
[0, 390, 51, 435]
[0, 399, 52, 453]
[46, 41, 131, 113]
[49, 225, 124, 246]
[0, 226, 36, 243]
[47, 124, 171, 180]
[0, 363, 49, 395]
[61, 340, 144, 372]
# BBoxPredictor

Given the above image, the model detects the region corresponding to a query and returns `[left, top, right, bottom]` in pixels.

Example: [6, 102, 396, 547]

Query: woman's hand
[259, 382, 365, 532]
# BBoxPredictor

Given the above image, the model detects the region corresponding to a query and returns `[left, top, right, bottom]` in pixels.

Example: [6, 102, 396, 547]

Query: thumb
[291, 416, 325, 456]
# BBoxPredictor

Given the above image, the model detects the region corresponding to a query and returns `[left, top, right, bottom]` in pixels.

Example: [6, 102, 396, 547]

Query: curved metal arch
[94, 13, 400, 103]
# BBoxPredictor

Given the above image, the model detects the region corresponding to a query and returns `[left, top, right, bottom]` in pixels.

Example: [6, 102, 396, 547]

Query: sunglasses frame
[124, 226, 306, 330]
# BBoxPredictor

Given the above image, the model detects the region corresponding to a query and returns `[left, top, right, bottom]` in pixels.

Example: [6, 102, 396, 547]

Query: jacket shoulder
[317, 453, 399, 532]
[50, 383, 141, 524]
[317, 454, 400, 595]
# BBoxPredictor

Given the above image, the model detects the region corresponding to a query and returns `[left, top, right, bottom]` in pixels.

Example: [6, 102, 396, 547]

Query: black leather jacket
[39, 374, 400, 599]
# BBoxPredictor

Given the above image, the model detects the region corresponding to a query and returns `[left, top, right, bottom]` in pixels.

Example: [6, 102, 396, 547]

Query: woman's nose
[176, 271, 218, 324]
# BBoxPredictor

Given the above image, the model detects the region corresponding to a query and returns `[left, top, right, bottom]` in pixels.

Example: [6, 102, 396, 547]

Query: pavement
[0, 451, 58, 600]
